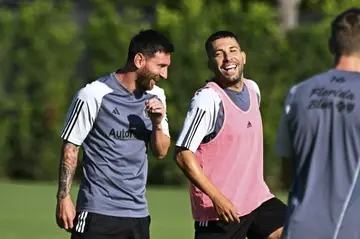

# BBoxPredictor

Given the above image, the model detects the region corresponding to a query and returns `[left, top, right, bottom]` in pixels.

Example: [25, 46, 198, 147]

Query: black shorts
[194, 197, 287, 239]
[71, 212, 150, 239]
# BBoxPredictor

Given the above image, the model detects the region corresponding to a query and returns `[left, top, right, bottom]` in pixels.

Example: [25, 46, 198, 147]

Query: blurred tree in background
[0, 0, 84, 179]
[0, 0, 358, 190]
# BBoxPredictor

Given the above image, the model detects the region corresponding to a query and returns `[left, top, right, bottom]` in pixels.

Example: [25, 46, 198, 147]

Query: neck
[216, 75, 244, 92]
[335, 55, 360, 73]
[114, 66, 138, 93]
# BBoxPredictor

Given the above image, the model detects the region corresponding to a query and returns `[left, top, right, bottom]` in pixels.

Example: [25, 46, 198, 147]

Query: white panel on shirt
[247, 79, 261, 105]
[275, 85, 298, 158]
[60, 81, 113, 146]
[147, 85, 171, 138]
[175, 80, 261, 153]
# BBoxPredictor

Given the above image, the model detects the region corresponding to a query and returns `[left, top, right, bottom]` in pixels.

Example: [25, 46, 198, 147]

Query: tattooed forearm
[56, 141, 79, 200]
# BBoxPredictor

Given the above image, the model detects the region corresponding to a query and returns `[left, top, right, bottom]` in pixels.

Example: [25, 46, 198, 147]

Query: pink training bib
[190, 80, 274, 221]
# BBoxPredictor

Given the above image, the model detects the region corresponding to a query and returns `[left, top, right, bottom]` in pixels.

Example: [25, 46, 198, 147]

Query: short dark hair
[127, 29, 174, 62]
[330, 8, 360, 57]
[205, 31, 239, 56]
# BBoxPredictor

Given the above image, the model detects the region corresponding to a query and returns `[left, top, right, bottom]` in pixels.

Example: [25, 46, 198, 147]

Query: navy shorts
[194, 197, 287, 239]
[71, 212, 150, 239]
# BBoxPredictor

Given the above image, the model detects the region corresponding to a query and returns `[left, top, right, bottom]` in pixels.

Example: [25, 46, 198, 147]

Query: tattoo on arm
[57, 141, 79, 200]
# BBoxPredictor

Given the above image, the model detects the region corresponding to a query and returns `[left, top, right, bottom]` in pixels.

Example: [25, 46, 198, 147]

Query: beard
[137, 68, 159, 91]
[216, 67, 244, 87]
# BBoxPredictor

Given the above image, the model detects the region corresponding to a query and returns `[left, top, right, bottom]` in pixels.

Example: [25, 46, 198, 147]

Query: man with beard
[175, 31, 287, 239]
[55, 29, 174, 239]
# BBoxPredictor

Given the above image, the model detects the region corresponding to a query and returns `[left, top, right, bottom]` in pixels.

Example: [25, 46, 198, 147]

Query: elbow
[152, 136, 170, 160]
[174, 152, 182, 167]
[154, 147, 169, 160]
[155, 152, 167, 160]
[174, 147, 186, 169]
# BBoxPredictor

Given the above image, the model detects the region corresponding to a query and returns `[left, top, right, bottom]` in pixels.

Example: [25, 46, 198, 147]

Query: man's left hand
[145, 97, 165, 126]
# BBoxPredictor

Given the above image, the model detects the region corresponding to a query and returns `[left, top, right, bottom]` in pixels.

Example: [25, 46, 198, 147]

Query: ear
[241, 51, 247, 65]
[134, 53, 145, 69]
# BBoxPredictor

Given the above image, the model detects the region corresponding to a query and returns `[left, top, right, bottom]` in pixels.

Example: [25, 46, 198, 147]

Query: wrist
[152, 124, 162, 131]
[208, 189, 222, 202]
[56, 192, 70, 201]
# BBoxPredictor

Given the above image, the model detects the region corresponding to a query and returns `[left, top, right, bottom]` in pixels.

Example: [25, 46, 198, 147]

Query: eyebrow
[215, 46, 239, 52]
[214, 46, 240, 53]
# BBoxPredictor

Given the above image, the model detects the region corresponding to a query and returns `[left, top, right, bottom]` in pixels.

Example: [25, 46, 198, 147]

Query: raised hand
[145, 96, 165, 126]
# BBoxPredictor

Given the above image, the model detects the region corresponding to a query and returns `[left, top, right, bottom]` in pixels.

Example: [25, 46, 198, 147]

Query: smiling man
[175, 31, 287, 239]
[55, 29, 173, 239]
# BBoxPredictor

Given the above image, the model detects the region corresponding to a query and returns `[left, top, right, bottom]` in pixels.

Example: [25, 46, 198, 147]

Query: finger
[147, 102, 163, 110]
[147, 97, 162, 105]
[229, 215, 239, 223]
[225, 211, 236, 223]
[68, 217, 74, 230]
[221, 214, 229, 223]
[147, 105, 164, 113]
[147, 104, 162, 110]
[230, 209, 240, 223]
[56, 209, 62, 227]
[148, 108, 164, 114]
[72, 208, 76, 220]
[146, 97, 159, 105]
[227, 208, 239, 223]
[64, 220, 69, 230]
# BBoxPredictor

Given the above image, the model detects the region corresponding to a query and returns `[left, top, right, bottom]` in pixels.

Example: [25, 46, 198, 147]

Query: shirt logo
[112, 108, 120, 115]
[247, 121, 252, 128]
[109, 128, 134, 139]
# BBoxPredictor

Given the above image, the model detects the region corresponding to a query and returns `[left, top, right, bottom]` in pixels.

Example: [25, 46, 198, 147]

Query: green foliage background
[0, 0, 357, 189]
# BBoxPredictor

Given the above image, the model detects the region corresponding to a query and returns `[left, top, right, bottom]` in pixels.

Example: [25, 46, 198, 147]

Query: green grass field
[0, 181, 287, 239]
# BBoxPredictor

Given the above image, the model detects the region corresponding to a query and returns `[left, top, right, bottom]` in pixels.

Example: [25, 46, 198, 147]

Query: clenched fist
[145, 96, 165, 126]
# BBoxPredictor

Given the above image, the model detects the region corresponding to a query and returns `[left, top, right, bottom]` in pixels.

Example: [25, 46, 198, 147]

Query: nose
[160, 68, 168, 79]
[223, 53, 231, 62]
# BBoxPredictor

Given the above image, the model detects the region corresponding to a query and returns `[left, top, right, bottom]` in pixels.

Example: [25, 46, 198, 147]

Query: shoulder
[246, 79, 261, 105]
[191, 87, 221, 107]
[281, 72, 330, 114]
[246, 79, 260, 95]
[78, 79, 113, 102]
[285, 71, 329, 101]
[291, 70, 334, 93]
